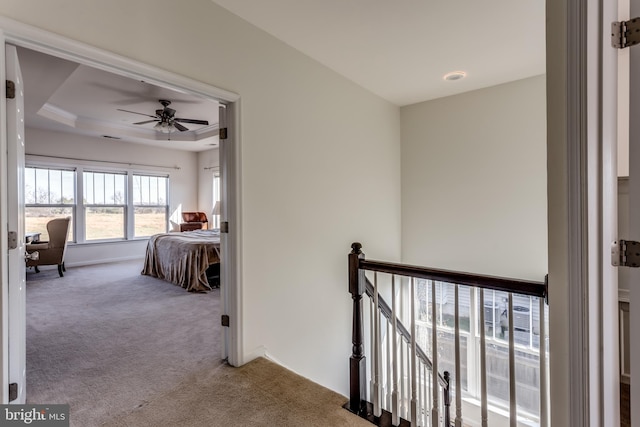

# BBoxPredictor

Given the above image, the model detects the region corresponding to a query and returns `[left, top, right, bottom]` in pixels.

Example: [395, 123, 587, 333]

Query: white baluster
[479, 288, 488, 427]
[539, 297, 549, 427]
[369, 286, 375, 402]
[417, 359, 422, 426]
[372, 273, 382, 417]
[427, 369, 432, 426]
[468, 287, 478, 396]
[400, 329, 405, 419]
[399, 279, 406, 420]
[411, 277, 417, 426]
[423, 360, 428, 427]
[392, 275, 400, 426]
[386, 317, 392, 410]
[508, 293, 517, 427]
[407, 341, 411, 421]
[431, 281, 439, 427]
[454, 284, 463, 427]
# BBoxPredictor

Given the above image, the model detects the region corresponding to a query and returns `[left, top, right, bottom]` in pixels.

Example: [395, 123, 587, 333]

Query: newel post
[348, 242, 367, 414]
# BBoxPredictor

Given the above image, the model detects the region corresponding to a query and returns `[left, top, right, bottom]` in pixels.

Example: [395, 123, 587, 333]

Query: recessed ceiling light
[443, 71, 467, 81]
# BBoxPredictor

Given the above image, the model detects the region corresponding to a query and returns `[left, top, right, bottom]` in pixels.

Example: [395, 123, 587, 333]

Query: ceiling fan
[117, 99, 209, 133]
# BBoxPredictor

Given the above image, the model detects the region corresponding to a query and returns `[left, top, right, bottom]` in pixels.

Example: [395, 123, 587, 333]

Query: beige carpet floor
[104, 357, 372, 427]
[26, 261, 368, 427]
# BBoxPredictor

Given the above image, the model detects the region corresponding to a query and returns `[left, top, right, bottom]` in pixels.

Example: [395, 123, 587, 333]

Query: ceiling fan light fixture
[154, 121, 173, 133]
[119, 100, 208, 134]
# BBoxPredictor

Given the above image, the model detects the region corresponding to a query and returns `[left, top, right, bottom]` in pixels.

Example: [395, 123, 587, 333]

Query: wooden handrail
[359, 256, 546, 299]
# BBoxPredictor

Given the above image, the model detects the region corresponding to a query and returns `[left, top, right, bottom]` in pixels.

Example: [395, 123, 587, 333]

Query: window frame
[131, 173, 170, 238]
[413, 281, 548, 422]
[25, 159, 171, 244]
[24, 165, 77, 242]
[83, 169, 128, 242]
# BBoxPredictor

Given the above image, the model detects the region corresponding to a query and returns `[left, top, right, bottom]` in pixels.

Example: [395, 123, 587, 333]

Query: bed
[141, 229, 221, 292]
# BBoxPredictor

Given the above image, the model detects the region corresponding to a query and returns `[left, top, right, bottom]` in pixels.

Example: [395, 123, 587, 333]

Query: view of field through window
[24, 166, 168, 242]
[25, 167, 75, 241]
[133, 175, 168, 237]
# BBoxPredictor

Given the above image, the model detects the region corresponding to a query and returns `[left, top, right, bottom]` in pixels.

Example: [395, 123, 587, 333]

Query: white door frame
[547, 0, 620, 425]
[628, 0, 640, 424]
[0, 32, 9, 404]
[0, 17, 244, 402]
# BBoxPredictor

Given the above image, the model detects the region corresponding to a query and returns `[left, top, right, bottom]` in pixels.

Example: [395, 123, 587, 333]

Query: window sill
[68, 238, 151, 247]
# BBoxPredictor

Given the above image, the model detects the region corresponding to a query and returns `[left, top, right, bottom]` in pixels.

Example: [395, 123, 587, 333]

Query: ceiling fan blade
[173, 122, 189, 132]
[117, 108, 158, 119]
[133, 119, 159, 125]
[174, 118, 209, 125]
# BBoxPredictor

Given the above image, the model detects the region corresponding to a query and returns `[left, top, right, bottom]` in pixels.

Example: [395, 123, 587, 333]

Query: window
[83, 171, 126, 240]
[26, 163, 171, 243]
[415, 282, 548, 420]
[212, 173, 220, 229]
[133, 174, 168, 237]
[24, 167, 75, 241]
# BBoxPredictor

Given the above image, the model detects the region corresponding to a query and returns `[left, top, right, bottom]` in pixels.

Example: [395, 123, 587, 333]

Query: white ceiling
[17, 47, 220, 152]
[15, 2, 545, 151]
[210, 0, 546, 106]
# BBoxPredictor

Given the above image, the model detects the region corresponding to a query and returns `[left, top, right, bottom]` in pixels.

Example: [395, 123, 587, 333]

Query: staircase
[346, 243, 549, 427]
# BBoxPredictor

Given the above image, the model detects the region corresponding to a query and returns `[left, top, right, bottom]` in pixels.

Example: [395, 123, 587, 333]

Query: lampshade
[212, 201, 221, 215]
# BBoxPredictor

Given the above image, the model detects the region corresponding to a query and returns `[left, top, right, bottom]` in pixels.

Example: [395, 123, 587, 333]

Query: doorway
[0, 20, 241, 407]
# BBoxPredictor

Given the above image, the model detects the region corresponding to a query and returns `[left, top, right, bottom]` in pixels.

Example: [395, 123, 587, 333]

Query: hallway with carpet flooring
[25, 261, 368, 426]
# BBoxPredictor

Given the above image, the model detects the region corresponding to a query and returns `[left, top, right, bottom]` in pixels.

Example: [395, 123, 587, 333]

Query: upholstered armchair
[179, 212, 208, 232]
[26, 217, 71, 277]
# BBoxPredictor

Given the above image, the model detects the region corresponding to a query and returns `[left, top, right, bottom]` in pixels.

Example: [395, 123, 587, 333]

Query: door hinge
[612, 240, 640, 267]
[219, 127, 228, 140]
[221, 314, 230, 327]
[6, 80, 15, 99]
[9, 382, 17, 402]
[8, 231, 17, 250]
[612, 18, 640, 48]
[220, 221, 229, 234]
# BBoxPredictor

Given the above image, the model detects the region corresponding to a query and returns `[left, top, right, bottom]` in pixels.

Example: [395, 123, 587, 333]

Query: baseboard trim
[243, 345, 267, 364]
[65, 256, 144, 268]
[243, 348, 307, 381]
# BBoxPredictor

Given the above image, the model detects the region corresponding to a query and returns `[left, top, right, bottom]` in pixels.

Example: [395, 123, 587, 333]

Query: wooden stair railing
[362, 275, 450, 426]
[348, 242, 548, 427]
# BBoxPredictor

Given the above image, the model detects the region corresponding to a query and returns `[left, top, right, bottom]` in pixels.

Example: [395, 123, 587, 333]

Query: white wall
[0, 0, 402, 396]
[25, 127, 199, 265]
[400, 76, 548, 280]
